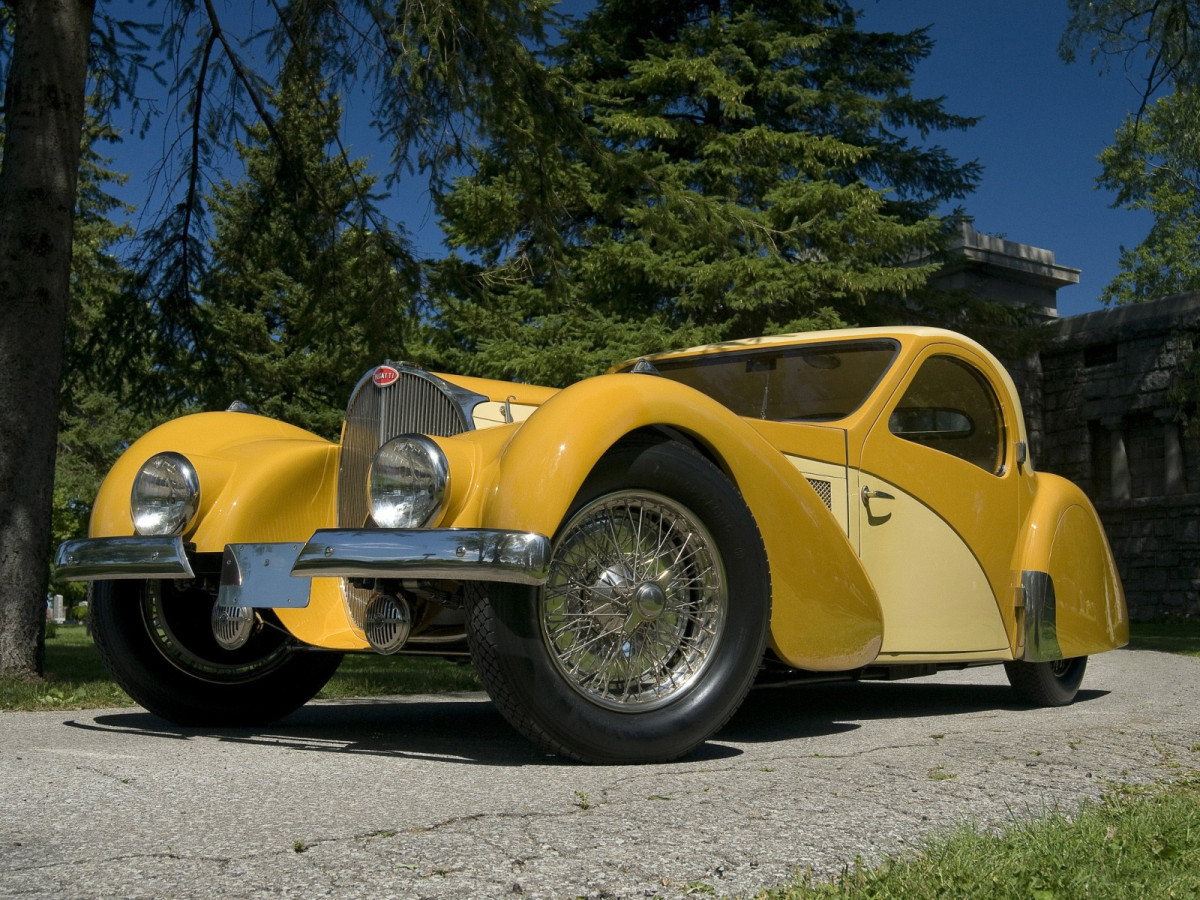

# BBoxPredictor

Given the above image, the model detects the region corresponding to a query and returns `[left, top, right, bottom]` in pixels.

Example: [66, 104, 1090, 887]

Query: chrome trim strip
[54, 536, 195, 581]
[292, 528, 551, 585]
[1021, 570, 1062, 662]
[216, 543, 310, 609]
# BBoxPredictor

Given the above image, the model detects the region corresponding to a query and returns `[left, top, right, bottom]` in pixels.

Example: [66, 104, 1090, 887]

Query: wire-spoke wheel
[92, 578, 343, 726]
[1004, 656, 1087, 707]
[542, 491, 726, 711]
[467, 439, 771, 764]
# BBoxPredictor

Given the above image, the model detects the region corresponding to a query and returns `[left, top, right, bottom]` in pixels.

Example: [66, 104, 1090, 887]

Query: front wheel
[1004, 656, 1087, 706]
[92, 578, 343, 726]
[467, 440, 771, 764]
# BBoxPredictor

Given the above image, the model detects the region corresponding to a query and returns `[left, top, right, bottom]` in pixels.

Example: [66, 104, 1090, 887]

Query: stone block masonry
[1033, 292, 1200, 620]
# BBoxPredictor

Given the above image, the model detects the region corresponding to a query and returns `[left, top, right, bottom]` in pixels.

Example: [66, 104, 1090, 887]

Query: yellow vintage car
[56, 327, 1128, 763]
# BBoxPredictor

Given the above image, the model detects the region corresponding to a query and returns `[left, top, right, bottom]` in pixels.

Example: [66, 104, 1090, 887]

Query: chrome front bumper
[54, 529, 552, 609]
[55, 535, 197, 580]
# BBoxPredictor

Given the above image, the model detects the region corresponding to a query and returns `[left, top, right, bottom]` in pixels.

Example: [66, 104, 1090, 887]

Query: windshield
[634, 339, 899, 422]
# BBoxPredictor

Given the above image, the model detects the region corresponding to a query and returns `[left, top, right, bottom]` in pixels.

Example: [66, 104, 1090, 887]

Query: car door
[855, 346, 1017, 658]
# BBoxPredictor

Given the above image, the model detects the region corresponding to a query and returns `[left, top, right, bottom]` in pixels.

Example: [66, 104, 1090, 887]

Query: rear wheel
[467, 440, 771, 763]
[92, 579, 342, 726]
[1004, 656, 1087, 706]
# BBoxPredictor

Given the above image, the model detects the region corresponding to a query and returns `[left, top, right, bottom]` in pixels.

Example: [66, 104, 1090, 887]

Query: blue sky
[112, 1, 1153, 320]
[857, 1, 1152, 317]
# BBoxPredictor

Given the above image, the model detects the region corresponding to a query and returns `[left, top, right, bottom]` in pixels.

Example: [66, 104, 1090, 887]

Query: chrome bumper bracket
[217, 543, 311, 609]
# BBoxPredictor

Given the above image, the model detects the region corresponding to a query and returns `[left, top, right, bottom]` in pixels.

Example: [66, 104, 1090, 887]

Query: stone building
[932, 224, 1200, 621]
[1037, 295, 1200, 620]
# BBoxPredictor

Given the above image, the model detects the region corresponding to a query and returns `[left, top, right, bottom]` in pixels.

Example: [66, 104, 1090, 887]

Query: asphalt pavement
[1, 647, 1197, 899]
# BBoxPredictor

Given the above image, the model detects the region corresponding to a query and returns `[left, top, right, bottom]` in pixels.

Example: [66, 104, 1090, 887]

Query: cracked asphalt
[1, 647, 1197, 900]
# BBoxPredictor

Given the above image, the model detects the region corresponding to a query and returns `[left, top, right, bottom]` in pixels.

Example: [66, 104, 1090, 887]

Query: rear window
[628, 339, 899, 422]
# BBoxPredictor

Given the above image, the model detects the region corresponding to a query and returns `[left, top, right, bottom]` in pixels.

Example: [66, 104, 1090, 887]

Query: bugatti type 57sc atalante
[56, 327, 1128, 763]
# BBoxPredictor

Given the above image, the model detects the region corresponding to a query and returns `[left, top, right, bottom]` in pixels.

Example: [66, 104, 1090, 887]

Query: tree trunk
[0, 0, 95, 678]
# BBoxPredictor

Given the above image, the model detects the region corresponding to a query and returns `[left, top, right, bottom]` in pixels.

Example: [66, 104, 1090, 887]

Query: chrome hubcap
[633, 582, 668, 622]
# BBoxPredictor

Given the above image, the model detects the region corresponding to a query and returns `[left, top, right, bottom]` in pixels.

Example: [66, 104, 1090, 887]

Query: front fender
[89, 411, 339, 549]
[1015, 472, 1128, 659]
[472, 373, 884, 671]
[88, 411, 359, 650]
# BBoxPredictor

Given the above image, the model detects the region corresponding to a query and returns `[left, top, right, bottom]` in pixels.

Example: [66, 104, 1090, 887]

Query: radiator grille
[805, 477, 833, 510]
[337, 366, 484, 629]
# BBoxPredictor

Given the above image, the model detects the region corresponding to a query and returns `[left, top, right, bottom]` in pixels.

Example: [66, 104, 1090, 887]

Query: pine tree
[53, 112, 155, 562]
[431, 0, 980, 386]
[197, 36, 420, 439]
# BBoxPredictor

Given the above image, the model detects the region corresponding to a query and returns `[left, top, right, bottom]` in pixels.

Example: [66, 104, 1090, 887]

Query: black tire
[1004, 656, 1087, 707]
[467, 439, 772, 764]
[91, 579, 343, 726]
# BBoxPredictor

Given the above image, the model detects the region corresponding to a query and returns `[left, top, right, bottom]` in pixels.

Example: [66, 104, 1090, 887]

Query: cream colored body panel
[855, 475, 1010, 656]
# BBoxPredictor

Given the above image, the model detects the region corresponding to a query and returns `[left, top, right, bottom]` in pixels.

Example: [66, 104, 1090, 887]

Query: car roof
[613, 326, 992, 369]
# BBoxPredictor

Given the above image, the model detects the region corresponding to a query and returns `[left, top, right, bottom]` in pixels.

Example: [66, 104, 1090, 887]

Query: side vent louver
[805, 477, 833, 510]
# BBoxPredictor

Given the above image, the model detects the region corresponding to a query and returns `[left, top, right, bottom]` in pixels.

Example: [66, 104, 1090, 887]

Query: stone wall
[1033, 292, 1200, 620]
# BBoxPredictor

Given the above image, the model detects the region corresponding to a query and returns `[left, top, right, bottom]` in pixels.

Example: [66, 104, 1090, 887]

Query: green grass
[1125, 620, 1200, 657]
[0, 624, 134, 712]
[756, 775, 1200, 899]
[316, 650, 480, 698]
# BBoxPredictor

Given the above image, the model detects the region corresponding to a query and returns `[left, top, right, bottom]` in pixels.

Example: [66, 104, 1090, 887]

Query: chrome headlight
[131, 452, 200, 535]
[368, 435, 448, 528]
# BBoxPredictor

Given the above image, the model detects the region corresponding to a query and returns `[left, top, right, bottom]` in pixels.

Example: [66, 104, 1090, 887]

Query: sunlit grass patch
[757, 775, 1200, 899]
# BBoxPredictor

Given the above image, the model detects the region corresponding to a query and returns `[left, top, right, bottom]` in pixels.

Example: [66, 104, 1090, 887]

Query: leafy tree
[196, 30, 419, 439]
[1061, 0, 1200, 113]
[431, 0, 981, 386]
[123, 0, 581, 399]
[1094, 89, 1200, 303]
[1061, 2, 1200, 304]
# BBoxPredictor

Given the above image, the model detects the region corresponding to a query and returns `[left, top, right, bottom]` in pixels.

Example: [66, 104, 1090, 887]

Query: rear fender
[1014, 472, 1128, 659]
[473, 373, 884, 671]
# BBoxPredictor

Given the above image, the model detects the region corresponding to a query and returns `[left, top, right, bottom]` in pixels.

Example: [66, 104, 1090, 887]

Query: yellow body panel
[91, 412, 338, 546]
[276, 579, 366, 650]
[88, 411, 367, 650]
[1015, 472, 1129, 657]
[453, 374, 884, 671]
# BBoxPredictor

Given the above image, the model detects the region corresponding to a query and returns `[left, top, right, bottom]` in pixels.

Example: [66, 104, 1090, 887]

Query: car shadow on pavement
[720, 678, 1110, 746]
[68, 695, 558, 767]
[63, 679, 1108, 766]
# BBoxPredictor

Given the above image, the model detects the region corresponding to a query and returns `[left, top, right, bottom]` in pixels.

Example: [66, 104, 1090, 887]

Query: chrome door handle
[861, 486, 894, 506]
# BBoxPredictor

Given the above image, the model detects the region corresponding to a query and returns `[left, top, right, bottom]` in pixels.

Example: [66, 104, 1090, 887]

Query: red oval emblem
[372, 365, 400, 387]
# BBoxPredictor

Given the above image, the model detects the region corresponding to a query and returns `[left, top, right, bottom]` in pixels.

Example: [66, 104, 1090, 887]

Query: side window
[889, 355, 1005, 473]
